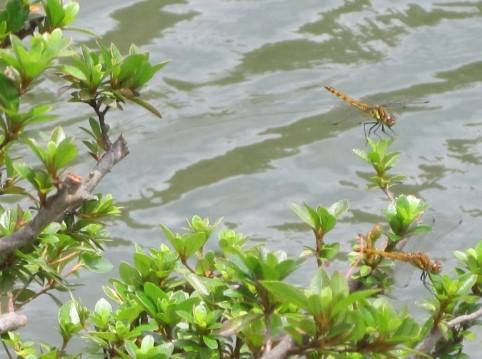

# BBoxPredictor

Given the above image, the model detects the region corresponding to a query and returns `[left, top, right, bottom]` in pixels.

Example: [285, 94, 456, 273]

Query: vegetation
[0, 1, 481, 358]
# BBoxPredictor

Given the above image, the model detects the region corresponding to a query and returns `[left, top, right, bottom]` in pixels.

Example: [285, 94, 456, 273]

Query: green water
[19, 0, 482, 354]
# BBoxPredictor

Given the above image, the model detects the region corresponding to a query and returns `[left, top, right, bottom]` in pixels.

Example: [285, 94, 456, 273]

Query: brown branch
[382, 185, 395, 203]
[88, 100, 112, 149]
[0, 313, 27, 334]
[262, 306, 482, 359]
[260, 335, 293, 359]
[409, 306, 482, 358]
[0, 135, 129, 255]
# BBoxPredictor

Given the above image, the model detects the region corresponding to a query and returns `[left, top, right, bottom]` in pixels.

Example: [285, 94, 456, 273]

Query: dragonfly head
[431, 260, 442, 274]
[379, 106, 396, 127]
[386, 113, 396, 127]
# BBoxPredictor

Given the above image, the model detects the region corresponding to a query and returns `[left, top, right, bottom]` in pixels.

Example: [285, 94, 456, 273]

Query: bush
[0, 1, 480, 359]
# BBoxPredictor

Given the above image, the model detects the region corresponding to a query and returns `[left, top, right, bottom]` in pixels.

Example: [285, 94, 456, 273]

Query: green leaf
[61, 64, 88, 81]
[359, 265, 372, 277]
[218, 312, 263, 336]
[457, 275, 477, 295]
[45, 0, 65, 27]
[133, 252, 152, 276]
[332, 289, 379, 317]
[184, 273, 209, 296]
[81, 253, 113, 273]
[143, 282, 167, 302]
[320, 242, 340, 260]
[261, 280, 308, 309]
[328, 199, 349, 218]
[0, 73, 19, 110]
[125, 95, 162, 119]
[353, 148, 369, 162]
[291, 203, 315, 228]
[94, 298, 112, 316]
[203, 335, 218, 350]
[54, 140, 77, 169]
[317, 207, 336, 233]
[119, 261, 142, 286]
[135, 291, 157, 317]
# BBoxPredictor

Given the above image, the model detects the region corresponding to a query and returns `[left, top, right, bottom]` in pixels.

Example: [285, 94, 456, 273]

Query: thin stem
[49, 250, 81, 266]
[16, 281, 55, 310]
[12, 274, 34, 302]
[64, 262, 84, 277]
[2, 341, 13, 359]
[233, 337, 243, 359]
[382, 185, 395, 203]
[88, 100, 112, 149]
[314, 229, 324, 267]
[181, 259, 196, 274]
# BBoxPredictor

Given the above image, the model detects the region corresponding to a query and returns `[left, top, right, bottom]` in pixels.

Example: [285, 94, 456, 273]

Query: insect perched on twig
[324, 86, 396, 139]
[361, 248, 442, 290]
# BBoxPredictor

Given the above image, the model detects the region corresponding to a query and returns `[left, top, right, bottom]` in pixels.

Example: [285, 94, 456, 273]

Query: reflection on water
[88, 0, 198, 51]
[19, 0, 482, 353]
[447, 135, 482, 165]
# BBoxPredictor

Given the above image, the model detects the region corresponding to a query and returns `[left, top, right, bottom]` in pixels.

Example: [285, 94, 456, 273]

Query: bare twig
[409, 306, 482, 358]
[16, 281, 56, 310]
[382, 185, 395, 203]
[88, 100, 112, 149]
[0, 135, 129, 256]
[2, 341, 13, 359]
[448, 306, 482, 327]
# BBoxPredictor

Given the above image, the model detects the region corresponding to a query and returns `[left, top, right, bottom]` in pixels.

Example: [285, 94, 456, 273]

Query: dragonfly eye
[432, 260, 442, 274]
[387, 114, 396, 126]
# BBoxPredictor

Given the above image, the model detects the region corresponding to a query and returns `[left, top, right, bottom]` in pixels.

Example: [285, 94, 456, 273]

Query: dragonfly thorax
[372, 106, 396, 127]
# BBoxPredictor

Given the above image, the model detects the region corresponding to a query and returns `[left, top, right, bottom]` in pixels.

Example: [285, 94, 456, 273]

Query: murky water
[17, 0, 482, 354]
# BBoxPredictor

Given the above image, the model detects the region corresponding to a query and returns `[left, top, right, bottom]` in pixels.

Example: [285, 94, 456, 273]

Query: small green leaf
[359, 265, 372, 277]
[119, 261, 142, 286]
[328, 200, 349, 218]
[203, 335, 218, 349]
[54, 141, 77, 169]
[125, 95, 162, 119]
[291, 203, 315, 229]
[261, 280, 308, 309]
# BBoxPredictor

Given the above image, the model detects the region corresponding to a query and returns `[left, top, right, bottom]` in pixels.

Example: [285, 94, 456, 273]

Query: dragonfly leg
[367, 122, 379, 138]
[381, 124, 394, 139]
[420, 271, 434, 293]
[363, 121, 377, 140]
[370, 123, 382, 139]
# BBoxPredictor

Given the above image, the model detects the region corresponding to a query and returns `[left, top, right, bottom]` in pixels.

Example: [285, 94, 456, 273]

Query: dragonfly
[324, 85, 397, 138]
[362, 248, 441, 290]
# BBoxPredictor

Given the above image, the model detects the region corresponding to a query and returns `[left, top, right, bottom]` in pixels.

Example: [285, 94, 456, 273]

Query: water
[16, 0, 482, 355]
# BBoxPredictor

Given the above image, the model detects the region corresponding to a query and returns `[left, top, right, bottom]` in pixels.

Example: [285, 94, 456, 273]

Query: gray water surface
[19, 0, 482, 355]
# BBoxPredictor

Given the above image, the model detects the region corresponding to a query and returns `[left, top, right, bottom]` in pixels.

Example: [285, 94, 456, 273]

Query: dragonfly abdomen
[324, 85, 397, 138]
[324, 86, 370, 112]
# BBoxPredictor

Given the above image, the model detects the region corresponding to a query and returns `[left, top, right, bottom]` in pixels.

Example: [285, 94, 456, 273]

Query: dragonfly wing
[381, 98, 430, 111]
[393, 215, 462, 288]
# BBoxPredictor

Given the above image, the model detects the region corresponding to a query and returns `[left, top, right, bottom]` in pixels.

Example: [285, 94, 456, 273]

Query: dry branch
[0, 313, 27, 334]
[260, 306, 482, 359]
[409, 305, 482, 358]
[260, 336, 293, 359]
[0, 135, 129, 255]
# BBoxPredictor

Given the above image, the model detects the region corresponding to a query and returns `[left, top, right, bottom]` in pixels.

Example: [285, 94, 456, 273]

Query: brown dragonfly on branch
[362, 248, 442, 288]
[324, 85, 397, 138]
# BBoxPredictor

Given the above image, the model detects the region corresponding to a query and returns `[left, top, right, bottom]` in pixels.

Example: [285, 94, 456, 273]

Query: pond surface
[19, 0, 482, 354]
